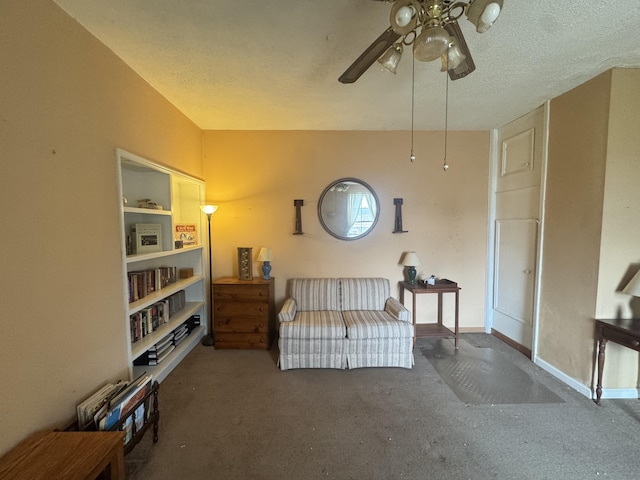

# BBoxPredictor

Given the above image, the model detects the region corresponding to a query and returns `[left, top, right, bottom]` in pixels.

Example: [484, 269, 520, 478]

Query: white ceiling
[53, 0, 640, 131]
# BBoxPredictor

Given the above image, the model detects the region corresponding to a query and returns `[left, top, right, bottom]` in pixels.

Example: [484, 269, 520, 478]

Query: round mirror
[318, 178, 380, 241]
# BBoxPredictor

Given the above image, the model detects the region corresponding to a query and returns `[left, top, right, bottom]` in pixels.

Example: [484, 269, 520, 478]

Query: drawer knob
[632, 340, 640, 347]
[260, 307, 264, 311]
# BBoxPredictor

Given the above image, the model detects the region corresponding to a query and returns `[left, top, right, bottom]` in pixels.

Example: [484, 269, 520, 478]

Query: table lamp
[401, 251, 421, 285]
[257, 247, 273, 280]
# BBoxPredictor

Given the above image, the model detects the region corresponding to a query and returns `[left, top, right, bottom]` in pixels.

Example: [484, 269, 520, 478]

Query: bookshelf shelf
[116, 149, 209, 383]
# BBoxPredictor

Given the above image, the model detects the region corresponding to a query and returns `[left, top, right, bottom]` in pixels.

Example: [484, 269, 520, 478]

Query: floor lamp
[200, 205, 218, 346]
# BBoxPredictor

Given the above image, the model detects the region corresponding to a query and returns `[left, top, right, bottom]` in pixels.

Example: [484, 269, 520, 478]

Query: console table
[0, 430, 125, 480]
[399, 280, 460, 348]
[595, 317, 640, 405]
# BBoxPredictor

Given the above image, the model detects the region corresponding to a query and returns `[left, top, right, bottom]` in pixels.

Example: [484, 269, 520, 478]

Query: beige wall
[0, 0, 203, 454]
[202, 130, 490, 328]
[539, 68, 640, 390]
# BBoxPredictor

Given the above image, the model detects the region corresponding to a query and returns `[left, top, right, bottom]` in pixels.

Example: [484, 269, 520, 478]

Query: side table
[399, 280, 460, 348]
[594, 318, 640, 405]
[0, 430, 125, 480]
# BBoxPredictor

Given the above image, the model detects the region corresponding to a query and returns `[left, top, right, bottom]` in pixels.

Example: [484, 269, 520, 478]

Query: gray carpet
[421, 341, 564, 405]
[124, 334, 640, 480]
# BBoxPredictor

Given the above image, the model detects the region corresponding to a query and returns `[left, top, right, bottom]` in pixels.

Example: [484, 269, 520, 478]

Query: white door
[491, 106, 545, 353]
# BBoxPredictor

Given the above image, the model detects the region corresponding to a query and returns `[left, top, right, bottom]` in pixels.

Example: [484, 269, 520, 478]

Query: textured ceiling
[53, 0, 640, 131]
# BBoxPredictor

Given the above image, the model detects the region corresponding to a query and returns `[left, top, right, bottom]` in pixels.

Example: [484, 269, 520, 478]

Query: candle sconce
[393, 198, 408, 233]
[293, 199, 304, 235]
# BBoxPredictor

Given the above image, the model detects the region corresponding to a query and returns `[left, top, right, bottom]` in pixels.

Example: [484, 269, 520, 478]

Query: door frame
[484, 101, 551, 363]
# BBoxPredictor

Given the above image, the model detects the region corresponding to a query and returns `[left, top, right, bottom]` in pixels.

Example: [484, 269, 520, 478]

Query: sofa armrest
[384, 297, 411, 323]
[278, 298, 298, 322]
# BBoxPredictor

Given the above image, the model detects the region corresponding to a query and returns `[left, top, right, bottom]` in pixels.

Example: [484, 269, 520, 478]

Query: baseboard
[459, 327, 486, 333]
[491, 329, 531, 359]
[534, 357, 592, 398]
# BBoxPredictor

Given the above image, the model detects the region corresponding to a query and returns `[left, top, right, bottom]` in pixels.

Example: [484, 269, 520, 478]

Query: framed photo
[132, 223, 162, 254]
[174, 223, 198, 246]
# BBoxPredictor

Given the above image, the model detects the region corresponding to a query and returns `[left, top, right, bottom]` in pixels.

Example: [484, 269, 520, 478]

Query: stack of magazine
[173, 322, 189, 347]
[133, 332, 175, 366]
[76, 372, 153, 444]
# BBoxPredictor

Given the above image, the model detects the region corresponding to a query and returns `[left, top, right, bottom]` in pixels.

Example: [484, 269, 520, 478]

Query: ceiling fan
[339, 0, 503, 83]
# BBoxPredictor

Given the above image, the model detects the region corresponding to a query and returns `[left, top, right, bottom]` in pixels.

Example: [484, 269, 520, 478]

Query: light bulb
[481, 3, 501, 24]
[395, 6, 415, 27]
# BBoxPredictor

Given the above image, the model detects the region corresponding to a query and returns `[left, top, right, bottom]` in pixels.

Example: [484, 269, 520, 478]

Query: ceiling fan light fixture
[378, 42, 404, 74]
[466, 0, 503, 33]
[413, 25, 450, 62]
[390, 0, 420, 35]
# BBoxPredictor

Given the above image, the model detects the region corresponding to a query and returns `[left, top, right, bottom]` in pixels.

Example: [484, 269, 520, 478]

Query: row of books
[133, 316, 200, 366]
[129, 290, 186, 343]
[128, 266, 178, 303]
[76, 372, 153, 440]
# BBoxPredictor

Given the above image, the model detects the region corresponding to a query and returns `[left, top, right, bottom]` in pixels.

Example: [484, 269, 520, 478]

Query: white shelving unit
[116, 149, 208, 383]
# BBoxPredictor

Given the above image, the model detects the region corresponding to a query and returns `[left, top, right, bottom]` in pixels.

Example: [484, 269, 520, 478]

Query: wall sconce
[257, 247, 273, 280]
[393, 198, 408, 233]
[401, 251, 422, 285]
[293, 199, 304, 235]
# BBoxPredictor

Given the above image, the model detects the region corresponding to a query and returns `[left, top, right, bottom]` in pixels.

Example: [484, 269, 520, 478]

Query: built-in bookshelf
[116, 149, 208, 383]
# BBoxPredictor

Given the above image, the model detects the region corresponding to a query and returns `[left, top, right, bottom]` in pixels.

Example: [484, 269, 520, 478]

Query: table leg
[596, 338, 607, 405]
[454, 290, 459, 349]
[412, 290, 417, 348]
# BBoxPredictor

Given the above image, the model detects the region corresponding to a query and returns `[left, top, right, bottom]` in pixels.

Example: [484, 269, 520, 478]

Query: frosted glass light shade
[401, 251, 422, 266]
[201, 204, 218, 215]
[378, 43, 404, 74]
[440, 41, 466, 71]
[413, 26, 450, 62]
[623, 270, 640, 297]
[257, 247, 273, 261]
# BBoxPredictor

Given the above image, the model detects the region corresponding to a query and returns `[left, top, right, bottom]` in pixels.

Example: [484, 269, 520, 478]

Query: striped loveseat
[277, 278, 414, 370]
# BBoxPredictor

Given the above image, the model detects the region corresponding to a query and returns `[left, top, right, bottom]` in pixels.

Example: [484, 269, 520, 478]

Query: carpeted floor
[124, 333, 640, 480]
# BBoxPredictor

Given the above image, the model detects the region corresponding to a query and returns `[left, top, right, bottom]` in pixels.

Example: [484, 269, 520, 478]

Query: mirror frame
[317, 177, 380, 241]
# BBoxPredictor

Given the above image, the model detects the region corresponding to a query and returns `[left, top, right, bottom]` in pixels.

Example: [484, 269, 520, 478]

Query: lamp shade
[401, 251, 421, 267]
[257, 247, 273, 262]
[623, 269, 640, 297]
[413, 25, 450, 62]
[201, 205, 218, 215]
[378, 43, 404, 74]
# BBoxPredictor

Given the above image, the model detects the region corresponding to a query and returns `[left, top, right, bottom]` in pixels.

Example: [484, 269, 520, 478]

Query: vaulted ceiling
[53, 0, 640, 130]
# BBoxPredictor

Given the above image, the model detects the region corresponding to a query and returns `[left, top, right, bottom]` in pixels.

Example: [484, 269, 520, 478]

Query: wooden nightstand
[212, 277, 275, 349]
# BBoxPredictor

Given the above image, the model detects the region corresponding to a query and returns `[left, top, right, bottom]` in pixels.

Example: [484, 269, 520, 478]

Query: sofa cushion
[279, 310, 346, 339]
[342, 310, 414, 339]
[290, 278, 340, 311]
[340, 278, 390, 311]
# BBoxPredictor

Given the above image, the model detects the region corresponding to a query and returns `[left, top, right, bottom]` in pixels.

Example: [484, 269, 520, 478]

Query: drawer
[215, 332, 269, 349]
[214, 301, 268, 318]
[602, 327, 640, 352]
[214, 316, 268, 333]
[212, 284, 269, 301]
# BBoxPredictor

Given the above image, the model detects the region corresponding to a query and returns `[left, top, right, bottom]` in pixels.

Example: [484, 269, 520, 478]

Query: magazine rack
[114, 380, 160, 455]
[69, 381, 160, 456]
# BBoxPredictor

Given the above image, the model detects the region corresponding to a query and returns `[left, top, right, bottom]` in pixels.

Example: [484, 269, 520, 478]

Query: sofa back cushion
[290, 278, 340, 311]
[340, 278, 390, 311]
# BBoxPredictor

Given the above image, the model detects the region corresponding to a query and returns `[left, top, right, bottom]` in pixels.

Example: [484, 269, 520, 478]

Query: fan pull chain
[443, 70, 450, 171]
[410, 54, 416, 163]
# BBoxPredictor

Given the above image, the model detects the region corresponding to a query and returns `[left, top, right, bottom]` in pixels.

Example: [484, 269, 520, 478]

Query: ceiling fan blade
[339, 27, 401, 84]
[444, 21, 476, 81]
